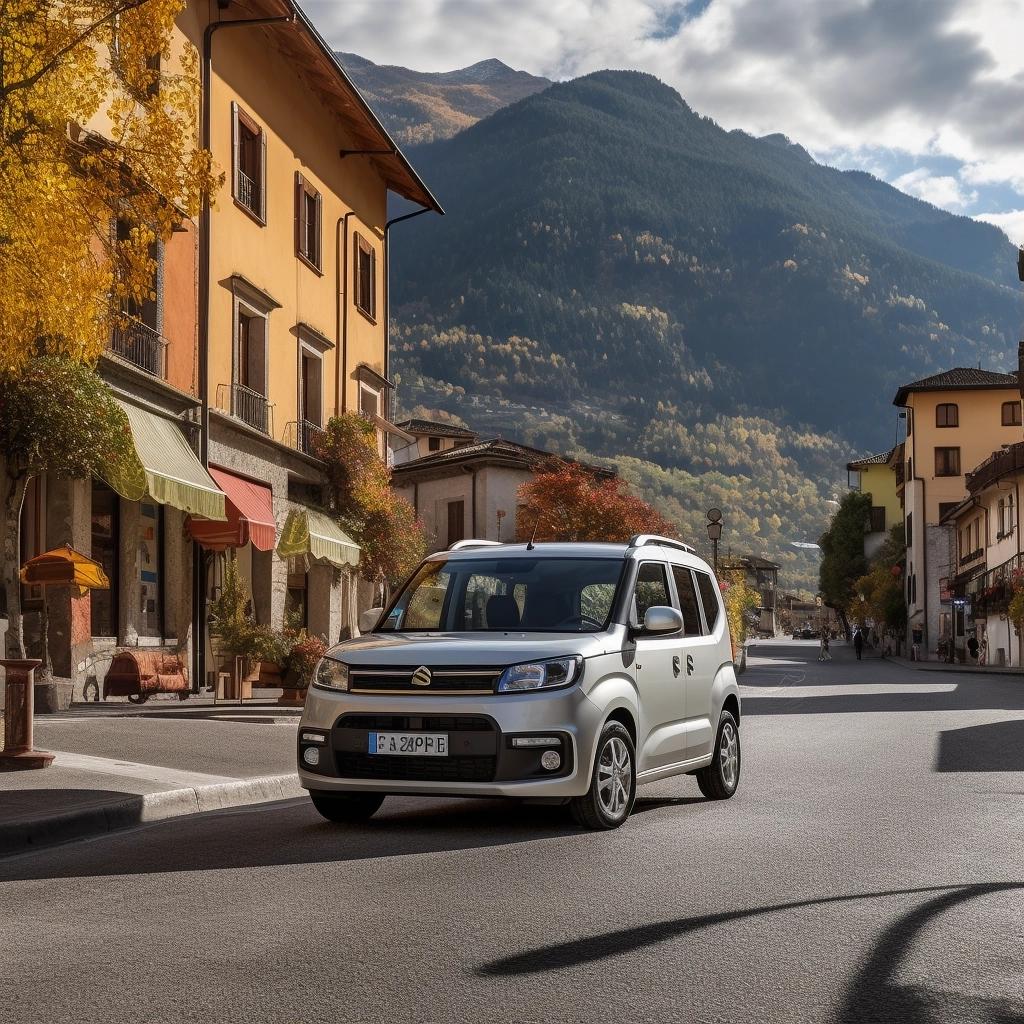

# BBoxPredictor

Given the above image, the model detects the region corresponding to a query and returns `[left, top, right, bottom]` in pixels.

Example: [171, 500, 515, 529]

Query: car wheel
[309, 790, 386, 823]
[128, 693, 149, 705]
[569, 722, 636, 830]
[696, 711, 740, 800]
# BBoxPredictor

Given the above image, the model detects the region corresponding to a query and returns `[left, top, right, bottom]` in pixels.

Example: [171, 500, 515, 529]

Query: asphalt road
[2, 641, 1022, 1024]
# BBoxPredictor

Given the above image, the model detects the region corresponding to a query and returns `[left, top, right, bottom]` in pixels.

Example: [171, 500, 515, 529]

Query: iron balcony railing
[218, 382, 272, 435]
[283, 419, 325, 457]
[237, 170, 260, 216]
[109, 316, 167, 377]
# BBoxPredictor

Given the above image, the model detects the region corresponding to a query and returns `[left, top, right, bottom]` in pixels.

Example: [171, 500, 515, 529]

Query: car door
[631, 561, 686, 771]
[677, 567, 724, 759]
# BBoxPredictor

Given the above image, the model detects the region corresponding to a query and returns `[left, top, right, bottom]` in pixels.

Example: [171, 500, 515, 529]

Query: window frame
[935, 403, 959, 428]
[295, 173, 322, 273]
[354, 232, 377, 322]
[670, 564, 704, 637]
[934, 446, 961, 477]
[1002, 401, 1022, 427]
[231, 102, 266, 225]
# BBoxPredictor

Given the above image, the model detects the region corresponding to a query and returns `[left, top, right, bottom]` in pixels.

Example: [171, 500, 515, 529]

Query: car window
[632, 562, 671, 626]
[671, 566, 703, 637]
[581, 582, 616, 624]
[695, 572, 720, 631]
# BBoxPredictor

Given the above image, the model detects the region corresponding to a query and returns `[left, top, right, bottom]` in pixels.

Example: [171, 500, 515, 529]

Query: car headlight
[497, 656, 582, 693]
[314, 659, 349, 692]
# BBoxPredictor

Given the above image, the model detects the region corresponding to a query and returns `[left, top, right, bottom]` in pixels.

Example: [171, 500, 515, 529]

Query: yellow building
[893, 367, 1023, 659]
[13, 1, 442, 699]
[846, 444, 902, 559]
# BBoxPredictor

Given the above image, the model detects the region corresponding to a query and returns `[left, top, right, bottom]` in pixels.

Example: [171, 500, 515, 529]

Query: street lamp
[706, 507, 723, 573]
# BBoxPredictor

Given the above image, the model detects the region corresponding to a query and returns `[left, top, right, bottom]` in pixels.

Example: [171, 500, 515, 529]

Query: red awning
[188, 467, 275, 551]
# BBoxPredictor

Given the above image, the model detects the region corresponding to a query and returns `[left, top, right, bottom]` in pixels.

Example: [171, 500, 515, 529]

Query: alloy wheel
[597, 736, 632, 817]
[719, 721, 739, 790]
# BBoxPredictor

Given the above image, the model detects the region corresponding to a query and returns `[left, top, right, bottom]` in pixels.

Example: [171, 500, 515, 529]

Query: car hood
[325, 630, 620, 667]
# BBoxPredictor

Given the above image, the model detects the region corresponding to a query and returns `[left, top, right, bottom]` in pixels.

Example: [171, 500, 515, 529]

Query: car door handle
[672, 655, 681, 677]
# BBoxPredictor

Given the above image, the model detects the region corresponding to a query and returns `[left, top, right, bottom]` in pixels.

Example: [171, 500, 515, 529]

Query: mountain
[388, 71, 1023, 588]
[335, 53, 551, 146]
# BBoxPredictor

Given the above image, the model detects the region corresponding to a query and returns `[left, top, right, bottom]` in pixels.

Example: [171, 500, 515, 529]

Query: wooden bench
[103, 650, 190, 704]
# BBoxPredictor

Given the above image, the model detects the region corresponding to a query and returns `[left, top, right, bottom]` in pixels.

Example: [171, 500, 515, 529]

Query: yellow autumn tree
[0, 0, 220, 370]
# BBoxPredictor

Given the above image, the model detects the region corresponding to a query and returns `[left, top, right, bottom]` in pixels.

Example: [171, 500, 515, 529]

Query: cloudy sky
[303, 0, 1024, 244]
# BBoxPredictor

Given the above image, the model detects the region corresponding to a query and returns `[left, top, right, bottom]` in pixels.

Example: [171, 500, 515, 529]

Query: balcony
[284, 419, 325, 457]
[219, 382, 272, 435]
[109, 316, 167, 377]
[237, 170, 260, 217]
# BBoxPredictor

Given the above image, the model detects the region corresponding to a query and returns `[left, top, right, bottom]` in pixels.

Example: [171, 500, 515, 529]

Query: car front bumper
[296, 684, 604, 798]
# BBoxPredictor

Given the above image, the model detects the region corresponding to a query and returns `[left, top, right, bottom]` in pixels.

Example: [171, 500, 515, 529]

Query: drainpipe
[336, 212, 354, 413]
[383, 205, 435, 404]
[194, 5, 294, 693]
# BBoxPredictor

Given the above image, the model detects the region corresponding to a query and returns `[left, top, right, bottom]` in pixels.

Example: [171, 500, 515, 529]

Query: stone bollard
[0, 659, 55, 770]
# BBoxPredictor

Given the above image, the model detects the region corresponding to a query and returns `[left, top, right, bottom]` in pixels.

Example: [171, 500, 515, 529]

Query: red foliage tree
[515, 460, 678, 542]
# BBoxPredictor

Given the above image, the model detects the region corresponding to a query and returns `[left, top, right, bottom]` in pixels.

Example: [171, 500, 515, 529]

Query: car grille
[334, 753, 497, 782]
[333, 713, 498, 783]
[347, 665, 502, 694]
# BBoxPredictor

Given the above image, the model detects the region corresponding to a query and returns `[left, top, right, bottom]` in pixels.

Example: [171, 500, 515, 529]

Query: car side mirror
[641, 606, 683, 636]
[358, 607, 384, 634]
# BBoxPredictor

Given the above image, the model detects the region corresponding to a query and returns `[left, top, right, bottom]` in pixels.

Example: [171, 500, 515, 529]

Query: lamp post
[706, 508, 723, 573]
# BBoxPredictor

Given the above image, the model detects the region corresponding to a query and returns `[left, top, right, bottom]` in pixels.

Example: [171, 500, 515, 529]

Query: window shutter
[231, 101, 239, 201]
[258, 128, 267, 222]
[353, 233, 362, 306]
[295, 173, 305, 257]
[314, 191, 322, 269]
[370, 244, 377, 319]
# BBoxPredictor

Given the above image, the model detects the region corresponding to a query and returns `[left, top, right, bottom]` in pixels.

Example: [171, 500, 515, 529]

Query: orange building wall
[163, 222, 198, 395]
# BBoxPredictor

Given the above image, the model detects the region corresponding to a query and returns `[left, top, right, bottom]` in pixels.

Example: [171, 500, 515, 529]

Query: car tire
[309, 790, 386, 823]
[569, 722, 636, 830]
[696, 711, 740, 800]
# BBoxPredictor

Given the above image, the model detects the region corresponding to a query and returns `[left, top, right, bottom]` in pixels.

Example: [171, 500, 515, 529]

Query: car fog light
[540, 750, 561, 771]
[302, 746, 320, 767]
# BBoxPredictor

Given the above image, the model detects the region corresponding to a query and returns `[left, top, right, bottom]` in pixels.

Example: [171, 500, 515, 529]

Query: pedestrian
[820, 634, 831, 661]
[967, 634, 979, 662]
[853, 628, 864, 661]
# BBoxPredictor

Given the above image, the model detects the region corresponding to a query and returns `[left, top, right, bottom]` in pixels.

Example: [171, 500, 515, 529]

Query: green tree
[818, 490, 872, 615]
[0, 356, 146, 658]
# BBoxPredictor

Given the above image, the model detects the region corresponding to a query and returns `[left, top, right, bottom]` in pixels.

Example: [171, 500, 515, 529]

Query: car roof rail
[627, 534, 697, 555]
[448, 539, 504, 551]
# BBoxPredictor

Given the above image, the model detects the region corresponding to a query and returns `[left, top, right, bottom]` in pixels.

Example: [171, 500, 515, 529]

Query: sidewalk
[0, 703, 304, 857]
[883, 654, 1024, 678]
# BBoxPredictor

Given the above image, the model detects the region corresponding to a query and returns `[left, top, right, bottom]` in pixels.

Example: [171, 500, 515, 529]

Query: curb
[0, 773, 305, 858]
[882, 655, 1024, 679]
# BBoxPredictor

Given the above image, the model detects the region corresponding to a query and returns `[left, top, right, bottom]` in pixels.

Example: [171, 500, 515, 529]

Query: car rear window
[695, 572, 720, 630]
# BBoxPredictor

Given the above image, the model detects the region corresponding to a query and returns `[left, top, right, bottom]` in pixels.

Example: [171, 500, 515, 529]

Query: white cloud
[303, 0, 1024, 214]
[975, 210, 1024, 246]
[892, 168, 978, 210]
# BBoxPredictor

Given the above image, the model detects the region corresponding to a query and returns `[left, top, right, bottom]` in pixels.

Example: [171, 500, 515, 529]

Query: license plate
[369, 732, 449, 756]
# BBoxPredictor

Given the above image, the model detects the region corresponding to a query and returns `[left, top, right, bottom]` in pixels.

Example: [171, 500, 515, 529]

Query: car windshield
[379, 556, 626, 633]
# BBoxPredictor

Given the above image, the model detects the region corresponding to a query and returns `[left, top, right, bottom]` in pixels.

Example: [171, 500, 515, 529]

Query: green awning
[117, 401, 227, 521]
[277, 508, 360, 568]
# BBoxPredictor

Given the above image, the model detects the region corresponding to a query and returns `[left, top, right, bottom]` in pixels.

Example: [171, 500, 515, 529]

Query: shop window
[91, 482, 119, 637]
[935, 403, 958, 428]
[137, 503, 164, 638]
[1002, 401, 1022, 426]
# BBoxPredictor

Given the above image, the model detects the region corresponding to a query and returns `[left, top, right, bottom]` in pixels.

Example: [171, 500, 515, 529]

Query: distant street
[2, 641, 1023, 1024]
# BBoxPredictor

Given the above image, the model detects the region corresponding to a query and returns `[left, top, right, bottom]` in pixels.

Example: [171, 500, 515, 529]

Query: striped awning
[277, 508, 360, 568]
[117, 401, 226, 521]
[188, 467, 275, 551]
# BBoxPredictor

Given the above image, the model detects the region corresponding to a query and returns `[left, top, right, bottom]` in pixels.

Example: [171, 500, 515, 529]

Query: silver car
[297, 534, 741, 830]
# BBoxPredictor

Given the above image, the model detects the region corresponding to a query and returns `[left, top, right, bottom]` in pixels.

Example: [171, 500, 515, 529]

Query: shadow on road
[0, 791, 706, 881]
[935, 720, 1024, 772]
[479, 882, 1024, 1023]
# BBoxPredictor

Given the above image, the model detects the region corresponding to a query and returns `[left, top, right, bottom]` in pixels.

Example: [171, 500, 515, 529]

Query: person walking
[819, 634, 832, 662]
[967, 634, 979, 662]
[853, 628, 864, 661]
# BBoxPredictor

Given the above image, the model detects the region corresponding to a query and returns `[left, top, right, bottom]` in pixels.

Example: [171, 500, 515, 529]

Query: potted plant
[208, 556, 264, 699]
[279, 630, 327, 705]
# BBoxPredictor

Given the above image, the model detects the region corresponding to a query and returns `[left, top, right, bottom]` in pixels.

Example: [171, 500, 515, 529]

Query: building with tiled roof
[391, 418, 479, 465]
[893, 368, 1018, 408]
[392, 436, 612, 548]
[847, 444, 902, 559]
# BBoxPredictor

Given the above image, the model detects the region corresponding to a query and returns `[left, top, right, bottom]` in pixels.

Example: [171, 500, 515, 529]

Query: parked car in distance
[297, 535, 741, 830]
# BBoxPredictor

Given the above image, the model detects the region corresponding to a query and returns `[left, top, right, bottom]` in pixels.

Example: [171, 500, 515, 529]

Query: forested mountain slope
[387, 71, 1022, 588]
[335, 53, 550, 146]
